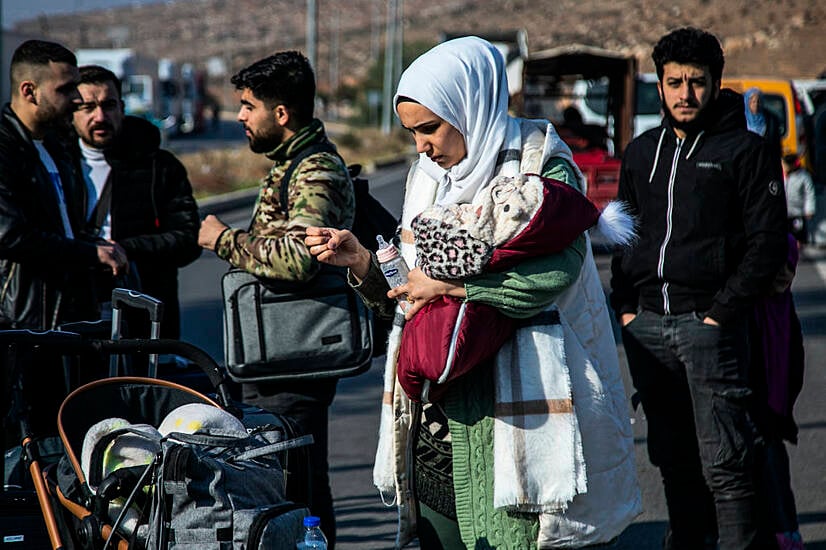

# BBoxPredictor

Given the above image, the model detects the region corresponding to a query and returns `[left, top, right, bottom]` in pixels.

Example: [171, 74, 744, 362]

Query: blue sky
[2, 0, 166, 28]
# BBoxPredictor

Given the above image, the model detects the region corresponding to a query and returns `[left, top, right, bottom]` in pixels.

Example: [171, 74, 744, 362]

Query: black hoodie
[610, 89, 788, 325]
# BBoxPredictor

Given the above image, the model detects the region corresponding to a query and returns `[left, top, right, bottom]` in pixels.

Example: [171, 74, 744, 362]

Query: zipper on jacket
[657, 138, 683, 315]
[421, 300, 467, 403]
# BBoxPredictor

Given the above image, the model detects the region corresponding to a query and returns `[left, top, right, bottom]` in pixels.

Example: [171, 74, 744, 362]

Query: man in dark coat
[0, 40, 128, 438]
[0, 41, 128, 331]
[72, 65, 201, 339]
[610, 28, 788, 549]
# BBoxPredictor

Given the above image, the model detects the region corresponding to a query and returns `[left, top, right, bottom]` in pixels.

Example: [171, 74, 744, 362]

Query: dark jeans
[622, 309, 763, 550]
[243, 378, 338, 549]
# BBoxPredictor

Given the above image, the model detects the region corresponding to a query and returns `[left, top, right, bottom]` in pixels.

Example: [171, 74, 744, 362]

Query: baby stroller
[2, 293, 313, 549]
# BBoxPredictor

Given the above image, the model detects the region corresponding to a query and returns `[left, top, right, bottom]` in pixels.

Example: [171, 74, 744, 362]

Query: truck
[75, 48, 157, 119]
[74, 48, 206, 136]
[519, 44, 639, 209]
[573, 72, 662, 142]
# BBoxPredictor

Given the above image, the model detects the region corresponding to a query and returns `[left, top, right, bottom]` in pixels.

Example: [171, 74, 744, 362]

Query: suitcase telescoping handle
[110, 288, 165, 378]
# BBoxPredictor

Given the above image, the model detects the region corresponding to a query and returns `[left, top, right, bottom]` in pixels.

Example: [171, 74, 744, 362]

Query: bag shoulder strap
[279, 141, 339, 217]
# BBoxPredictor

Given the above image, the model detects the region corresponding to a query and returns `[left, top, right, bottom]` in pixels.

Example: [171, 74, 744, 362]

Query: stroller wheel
[78, 514, 102, 548]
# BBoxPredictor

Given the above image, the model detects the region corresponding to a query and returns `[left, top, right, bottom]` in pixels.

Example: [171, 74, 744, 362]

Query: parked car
[793, 79, 826, 245]
[793, 79, 826, 181]
[794, 79, 826, 116]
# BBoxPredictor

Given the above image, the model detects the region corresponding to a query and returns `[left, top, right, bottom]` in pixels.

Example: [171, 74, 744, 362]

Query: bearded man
[72, 64, 200, 338]
[197, 51, 354, 549]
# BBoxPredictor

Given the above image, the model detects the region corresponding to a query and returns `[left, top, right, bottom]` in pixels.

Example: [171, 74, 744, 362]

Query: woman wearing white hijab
[306, 37, 639, 549]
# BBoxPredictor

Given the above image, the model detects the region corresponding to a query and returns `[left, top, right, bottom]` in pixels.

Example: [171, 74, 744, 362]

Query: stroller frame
[2, 330, 236, 550]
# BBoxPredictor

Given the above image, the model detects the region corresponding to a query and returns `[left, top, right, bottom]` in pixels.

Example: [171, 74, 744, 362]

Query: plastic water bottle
[296, 515, 327, 549]
[376, 235, 411, 311]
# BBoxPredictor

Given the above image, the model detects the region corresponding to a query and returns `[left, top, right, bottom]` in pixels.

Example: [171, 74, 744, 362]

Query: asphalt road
[178, 162, 826, 549]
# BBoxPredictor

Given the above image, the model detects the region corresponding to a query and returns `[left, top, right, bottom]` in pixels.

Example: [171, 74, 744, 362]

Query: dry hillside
[14, 0, 826, 195]
[14, 0, 826, 95]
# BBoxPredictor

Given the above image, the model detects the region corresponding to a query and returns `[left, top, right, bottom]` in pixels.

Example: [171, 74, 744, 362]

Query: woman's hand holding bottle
[304, 226, 372, 280]
[390, 267, 466, 320]
[306, 227, 467, 320]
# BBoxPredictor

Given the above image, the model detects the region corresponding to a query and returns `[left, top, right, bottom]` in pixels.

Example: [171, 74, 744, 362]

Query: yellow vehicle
[722, 77, 808, 167]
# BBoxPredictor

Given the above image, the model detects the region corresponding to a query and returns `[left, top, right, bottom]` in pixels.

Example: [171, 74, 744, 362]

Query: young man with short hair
[0, 40, 130, 440]
[198, 51, 354, 548]
[0, 40, 128, 330]
[610, 28, 788, 549]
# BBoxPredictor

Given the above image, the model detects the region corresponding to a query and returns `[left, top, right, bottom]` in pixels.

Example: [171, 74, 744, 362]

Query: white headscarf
[394, 36, 522, 206]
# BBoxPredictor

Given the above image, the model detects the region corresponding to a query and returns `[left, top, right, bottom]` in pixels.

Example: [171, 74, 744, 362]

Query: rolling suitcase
[1, 330, 90, 549]
[58, 288, 226, 396]
[0, 489, 52, 548]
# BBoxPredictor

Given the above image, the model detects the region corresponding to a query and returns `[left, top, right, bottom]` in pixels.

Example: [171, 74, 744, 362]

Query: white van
[573, 73, 662, 141]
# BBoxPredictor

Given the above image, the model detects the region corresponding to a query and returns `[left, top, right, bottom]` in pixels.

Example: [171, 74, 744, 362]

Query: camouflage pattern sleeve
[215, 151, 355, 281]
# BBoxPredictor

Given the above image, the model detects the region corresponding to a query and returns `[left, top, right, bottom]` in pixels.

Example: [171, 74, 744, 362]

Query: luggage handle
[163, 431, 315, 462]
[111, 288, 164, 324]
[110, 288, 164, 377]
[229, 435, 315, 462]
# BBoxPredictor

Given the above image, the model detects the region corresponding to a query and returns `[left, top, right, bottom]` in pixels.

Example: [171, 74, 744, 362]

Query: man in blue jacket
[610, 28, 788, 549]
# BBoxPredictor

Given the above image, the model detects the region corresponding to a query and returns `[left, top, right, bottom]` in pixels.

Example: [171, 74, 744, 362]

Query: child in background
[782, 153, 816, 246]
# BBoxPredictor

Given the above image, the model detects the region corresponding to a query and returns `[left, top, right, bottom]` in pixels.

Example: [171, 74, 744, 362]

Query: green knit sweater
[446, 156, 584, 549]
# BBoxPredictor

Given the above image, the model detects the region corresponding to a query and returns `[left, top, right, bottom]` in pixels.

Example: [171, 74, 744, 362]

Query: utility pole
[306, 0, 318, 71]
[329, 10, 340, 119]
[371, 0, 381, 63]
[394, 0, 403, 85]
[381, 0, 399, 134]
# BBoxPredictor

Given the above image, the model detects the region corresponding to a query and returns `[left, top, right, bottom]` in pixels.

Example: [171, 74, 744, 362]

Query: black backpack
[279, 141, 399, 356]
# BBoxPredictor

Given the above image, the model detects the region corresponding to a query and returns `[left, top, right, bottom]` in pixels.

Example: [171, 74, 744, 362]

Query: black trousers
[243, 378, 338, 550]
[622, 309, 765, 550]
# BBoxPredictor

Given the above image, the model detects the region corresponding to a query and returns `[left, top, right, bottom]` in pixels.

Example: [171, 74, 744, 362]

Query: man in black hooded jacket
[72, 65, 201, 338]
[610, 28, 788, 549]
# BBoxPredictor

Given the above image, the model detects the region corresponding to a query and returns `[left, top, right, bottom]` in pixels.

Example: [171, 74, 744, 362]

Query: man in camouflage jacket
[198, 51, 353, 549]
